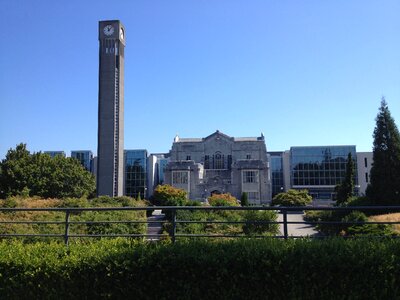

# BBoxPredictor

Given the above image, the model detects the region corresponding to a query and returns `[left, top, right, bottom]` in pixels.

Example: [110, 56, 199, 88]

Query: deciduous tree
[0, 143, 95, 199]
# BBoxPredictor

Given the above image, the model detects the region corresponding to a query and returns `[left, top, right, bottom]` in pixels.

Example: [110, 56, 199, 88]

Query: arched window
[214, 152, 224, 169]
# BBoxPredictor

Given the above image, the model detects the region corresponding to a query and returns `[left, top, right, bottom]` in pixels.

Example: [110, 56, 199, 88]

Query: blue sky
[1, 0, 399, 159]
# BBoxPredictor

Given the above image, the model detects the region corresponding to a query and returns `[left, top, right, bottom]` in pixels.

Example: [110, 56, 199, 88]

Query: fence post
[283, 209, 288, 239]
[171, 209, 177, 243]
[64, 210, 70, 246]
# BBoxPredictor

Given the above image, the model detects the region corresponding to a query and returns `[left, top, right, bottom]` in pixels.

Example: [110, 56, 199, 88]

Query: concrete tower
[97, 20, 125, 196]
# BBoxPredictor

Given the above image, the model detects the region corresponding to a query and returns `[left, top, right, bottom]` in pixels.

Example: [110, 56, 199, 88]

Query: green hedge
[1, 238, 400, 299]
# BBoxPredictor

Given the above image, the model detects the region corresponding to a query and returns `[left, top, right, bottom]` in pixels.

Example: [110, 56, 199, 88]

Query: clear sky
[1, 0, 399, 159]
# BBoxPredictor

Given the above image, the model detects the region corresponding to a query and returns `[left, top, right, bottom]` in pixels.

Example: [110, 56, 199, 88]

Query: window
[186, 155, 191, 161]
[214, 152, 224, 169]
[172, 171, 189, 184]
[247, 192, 259, 200]
[243, 170, 259, 183]
[364, 157, 368, 168]
[365, 172, 368, 183]
[246, 154, 251, 159]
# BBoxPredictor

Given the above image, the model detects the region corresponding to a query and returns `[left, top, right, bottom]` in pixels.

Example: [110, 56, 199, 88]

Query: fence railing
[1, 205, 400, 245]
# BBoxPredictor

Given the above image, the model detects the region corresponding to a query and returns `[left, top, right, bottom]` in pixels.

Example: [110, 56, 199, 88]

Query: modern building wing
[147, 154, 169, 197]
[269, 152, 284, 198]
[124, 150, 147, 199]
[267, 146, 373, 201]
[71, 150, 93, 172]
[44, 151, 66, 158]
[356, 152, 373, 196]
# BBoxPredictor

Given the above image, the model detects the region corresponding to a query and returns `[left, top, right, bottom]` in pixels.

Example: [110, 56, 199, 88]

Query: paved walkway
[146, 210, 318, 239]
[146, 210, 165, 240]
[277, 212, 319, 237]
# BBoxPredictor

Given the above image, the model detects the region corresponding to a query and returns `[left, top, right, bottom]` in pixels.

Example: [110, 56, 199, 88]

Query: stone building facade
[164, 131, 272, 204]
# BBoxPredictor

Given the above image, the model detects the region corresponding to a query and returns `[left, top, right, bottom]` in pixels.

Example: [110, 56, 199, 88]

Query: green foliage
[186, 200, 201, 206]
[335, 152, 355, 205]
[0, 196, 147, 239]
[306, 209, 396, 237]
[272, 189, 312, 207]
[0, 143, 95, 199]
[240, 192, 249, 206]
[153, 184, 187, 206]
[242, 210, 279, 235]
[208, 193, 239, 206]
[2, 239, 400, 299]
[164, 209, 278, 236]
[367, 98, 400, 204]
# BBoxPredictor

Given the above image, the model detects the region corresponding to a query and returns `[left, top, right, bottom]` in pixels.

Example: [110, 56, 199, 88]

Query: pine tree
[367, 98, 400, 204]
[335, 152, 355, 206]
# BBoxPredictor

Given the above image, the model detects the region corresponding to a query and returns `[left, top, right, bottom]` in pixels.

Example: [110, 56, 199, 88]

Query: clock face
[103, 25, 114, 36]
[120, 28, 124, 40]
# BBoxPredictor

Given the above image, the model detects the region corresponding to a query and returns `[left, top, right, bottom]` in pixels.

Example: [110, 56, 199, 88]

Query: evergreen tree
[335, 152, 355, 205]
[240, 192, 249, 206]
[366, 98, 400, 204]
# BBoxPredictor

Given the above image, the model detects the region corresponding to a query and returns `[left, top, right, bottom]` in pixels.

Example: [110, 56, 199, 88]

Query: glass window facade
[290, 146, 358, 199]
[125, 150, 147, 198]
[71, 150, 93, 172]
[157, 159, 169, 185]
[270, 152, 284, 197]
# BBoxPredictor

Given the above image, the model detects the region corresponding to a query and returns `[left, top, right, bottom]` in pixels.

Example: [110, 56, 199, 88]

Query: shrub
[2, 239, 400, 299]
[272, 189, 312, 207]
[242, 210, 279, 235]
[186, 200, 202, 206]
[153, 184, 187, 206]
[208, 193, 238, 206]
[0, 196, 148, 240]
[310, 209, 396, 237]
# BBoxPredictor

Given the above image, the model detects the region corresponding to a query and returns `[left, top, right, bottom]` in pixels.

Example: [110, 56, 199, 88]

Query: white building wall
[147, 155, 158, 197]
[356, 152, 373, 196]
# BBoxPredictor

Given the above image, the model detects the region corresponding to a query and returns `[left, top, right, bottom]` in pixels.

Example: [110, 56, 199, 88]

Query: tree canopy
[335, 152, 355, 206]
[0, 143, 95, 199]
[366, 98, 400, 204]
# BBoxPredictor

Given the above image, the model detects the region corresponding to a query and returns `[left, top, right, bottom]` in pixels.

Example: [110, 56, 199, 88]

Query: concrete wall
[356, 152, 373, 196]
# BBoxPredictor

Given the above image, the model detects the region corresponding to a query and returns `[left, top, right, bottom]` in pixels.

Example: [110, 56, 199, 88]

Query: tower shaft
[97, 20, 125, 197]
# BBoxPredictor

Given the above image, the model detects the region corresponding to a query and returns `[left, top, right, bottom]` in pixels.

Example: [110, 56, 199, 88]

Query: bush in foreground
[1, 238, 400, 299]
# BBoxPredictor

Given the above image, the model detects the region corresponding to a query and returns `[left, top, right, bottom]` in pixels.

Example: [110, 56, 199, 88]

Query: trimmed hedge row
[1, 238, 400, 299]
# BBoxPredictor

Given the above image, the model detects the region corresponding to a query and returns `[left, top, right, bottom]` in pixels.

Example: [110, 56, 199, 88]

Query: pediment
[203, 130, 233, 143]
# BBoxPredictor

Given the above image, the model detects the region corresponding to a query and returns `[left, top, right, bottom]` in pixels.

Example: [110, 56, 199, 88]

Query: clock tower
[97, 20, 125, 197]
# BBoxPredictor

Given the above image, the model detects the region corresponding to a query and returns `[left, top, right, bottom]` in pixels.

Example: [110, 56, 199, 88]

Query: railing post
[64, 210, 70, 246]
[171, 209, 177, 243]
[283, 209, 288, 239]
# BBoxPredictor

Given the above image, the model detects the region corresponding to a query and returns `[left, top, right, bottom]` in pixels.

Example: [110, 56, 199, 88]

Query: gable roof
[174, 130, 264, 143]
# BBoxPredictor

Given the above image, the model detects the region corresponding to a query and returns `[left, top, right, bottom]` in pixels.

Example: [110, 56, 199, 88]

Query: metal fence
[1, 205, 400, 245]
